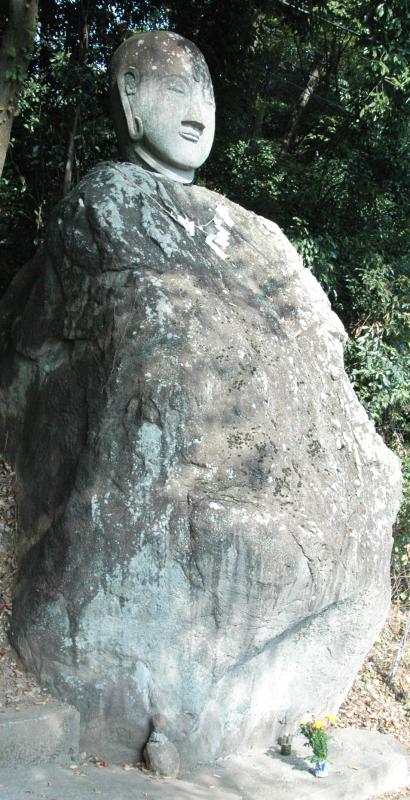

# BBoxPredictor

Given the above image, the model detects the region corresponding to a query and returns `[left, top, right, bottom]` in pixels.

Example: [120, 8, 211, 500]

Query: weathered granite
[144, 731, 181, 777]
[0, 161, 401, 767]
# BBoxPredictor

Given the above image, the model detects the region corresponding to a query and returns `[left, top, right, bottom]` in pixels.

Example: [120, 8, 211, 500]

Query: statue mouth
[180, 122, 204, 143]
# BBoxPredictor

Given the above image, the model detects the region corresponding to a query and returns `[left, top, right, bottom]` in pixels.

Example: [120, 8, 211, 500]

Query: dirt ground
[339, 604, 410, 799]
[0, 459, 409, 797]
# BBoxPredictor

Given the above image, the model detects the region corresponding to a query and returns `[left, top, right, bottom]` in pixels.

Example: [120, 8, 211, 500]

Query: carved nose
[187, 95, 206, 125]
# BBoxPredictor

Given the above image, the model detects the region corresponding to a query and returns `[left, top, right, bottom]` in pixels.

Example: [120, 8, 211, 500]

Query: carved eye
[164, 77, 187, 95]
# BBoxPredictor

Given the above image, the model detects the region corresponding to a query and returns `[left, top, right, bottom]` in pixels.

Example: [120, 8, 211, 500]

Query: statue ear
[118, 67, 143, 142]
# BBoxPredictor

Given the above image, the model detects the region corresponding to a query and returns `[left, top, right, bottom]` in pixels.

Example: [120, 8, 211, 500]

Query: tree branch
[282, 53, 323, 154]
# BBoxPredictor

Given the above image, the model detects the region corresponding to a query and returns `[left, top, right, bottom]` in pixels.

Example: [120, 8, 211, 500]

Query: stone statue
[0, 30, 401, 770]
[110, 31, 215, 183]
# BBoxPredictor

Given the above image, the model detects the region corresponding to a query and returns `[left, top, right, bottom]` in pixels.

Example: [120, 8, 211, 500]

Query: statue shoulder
[74, 161, 159, 202]
[45, 161, 167, 275]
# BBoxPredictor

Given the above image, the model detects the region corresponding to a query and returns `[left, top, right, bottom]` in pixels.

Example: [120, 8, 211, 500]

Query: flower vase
[314, 760, 329, 778]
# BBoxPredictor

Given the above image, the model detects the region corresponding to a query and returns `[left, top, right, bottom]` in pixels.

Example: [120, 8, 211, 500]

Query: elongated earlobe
[130, 113, 143, 142]
[118, 67, 143, 142]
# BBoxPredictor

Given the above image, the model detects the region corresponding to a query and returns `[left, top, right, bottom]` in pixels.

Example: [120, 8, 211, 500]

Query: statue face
[135, 65, 215, 171]
[111, 32, 216, 183]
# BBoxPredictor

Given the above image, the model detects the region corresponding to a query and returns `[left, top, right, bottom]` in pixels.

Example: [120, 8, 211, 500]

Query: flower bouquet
[300, 715, 337, 777]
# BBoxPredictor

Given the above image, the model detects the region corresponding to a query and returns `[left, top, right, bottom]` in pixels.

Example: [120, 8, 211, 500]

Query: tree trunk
[62, 105, 80, 197]
[61, 0, 93, 196]
[282, 55, 322, 155]
[251, 97, 266, 143]
[0, 0, 38, 179]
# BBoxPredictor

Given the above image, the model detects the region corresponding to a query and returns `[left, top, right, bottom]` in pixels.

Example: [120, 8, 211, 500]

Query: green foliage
[214, 139, 285, 208]
[287, 217, 340, 303]
[391, 451, 410, 603]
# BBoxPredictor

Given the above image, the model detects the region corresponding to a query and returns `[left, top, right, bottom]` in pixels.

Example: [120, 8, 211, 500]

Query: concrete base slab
[192, 728, 409, 799]
[0, 701, 80, 767]
[0, 728, 408, 800]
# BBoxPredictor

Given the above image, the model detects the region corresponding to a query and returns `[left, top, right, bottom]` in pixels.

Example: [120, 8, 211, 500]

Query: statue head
[110, 31, 215, 184]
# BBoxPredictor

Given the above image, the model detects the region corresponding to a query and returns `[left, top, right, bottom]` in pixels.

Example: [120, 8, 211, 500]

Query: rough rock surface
[144, 730, 180, 777]
[0, 162, 402, 767]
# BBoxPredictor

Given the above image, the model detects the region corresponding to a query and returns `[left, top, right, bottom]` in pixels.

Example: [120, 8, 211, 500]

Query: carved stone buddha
[110, 31, 215, 184]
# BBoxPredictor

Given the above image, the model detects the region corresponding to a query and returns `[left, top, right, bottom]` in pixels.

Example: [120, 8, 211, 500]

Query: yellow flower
[324, 714, 337, 724]
[312, 720, 325, 729]
[300, 719, 308, 725]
